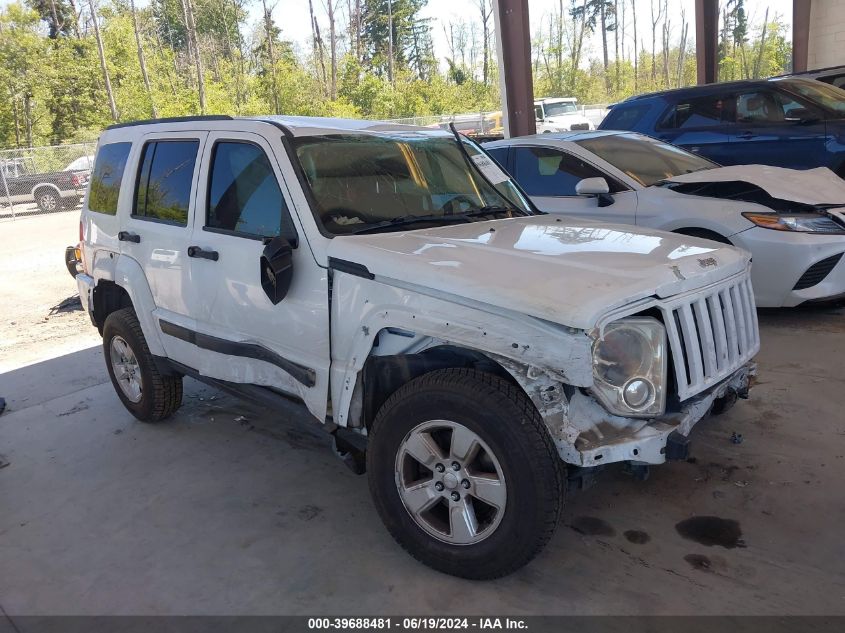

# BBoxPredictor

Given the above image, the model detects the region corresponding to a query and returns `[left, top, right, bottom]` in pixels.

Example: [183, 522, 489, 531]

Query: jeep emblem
[698, 257, 718, 268]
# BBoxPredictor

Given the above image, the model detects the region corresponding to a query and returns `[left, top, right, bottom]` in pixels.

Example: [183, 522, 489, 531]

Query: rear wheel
[367, 368, 563, 579]
[102, 307, 182, 422]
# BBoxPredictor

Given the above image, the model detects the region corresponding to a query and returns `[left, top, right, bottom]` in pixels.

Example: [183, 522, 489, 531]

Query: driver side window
[512, 147, 624, 197]
[206, 141, 297, 240]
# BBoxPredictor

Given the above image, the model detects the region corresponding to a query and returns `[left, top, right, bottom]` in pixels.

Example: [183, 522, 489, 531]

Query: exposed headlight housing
[742, 212, 845, 234]
[591, 317, 667, 417]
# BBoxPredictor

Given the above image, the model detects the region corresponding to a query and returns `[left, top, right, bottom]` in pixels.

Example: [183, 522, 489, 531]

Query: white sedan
[484, 131, 845, 307]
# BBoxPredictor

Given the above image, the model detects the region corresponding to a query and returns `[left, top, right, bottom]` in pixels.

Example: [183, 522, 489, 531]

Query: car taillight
[79, 220, 88, 275]
[71, 173, 81, 187]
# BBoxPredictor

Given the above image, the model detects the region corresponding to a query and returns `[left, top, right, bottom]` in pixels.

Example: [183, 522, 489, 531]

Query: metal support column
[493, 0, 536, 138]
[694, 0, 719, 85]
[793, 0, 812, 73]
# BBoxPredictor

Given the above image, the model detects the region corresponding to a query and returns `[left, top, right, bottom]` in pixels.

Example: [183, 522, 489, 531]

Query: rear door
[654, 93, 736, 164]
[729, 88, 828, 168]
[120, 131, 206, 364]
[510, 145, 638, 224]
[186, 131, 331, 420]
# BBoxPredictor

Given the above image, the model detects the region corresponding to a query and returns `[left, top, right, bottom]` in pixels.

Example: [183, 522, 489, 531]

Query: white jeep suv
[76, 115, 759, 579]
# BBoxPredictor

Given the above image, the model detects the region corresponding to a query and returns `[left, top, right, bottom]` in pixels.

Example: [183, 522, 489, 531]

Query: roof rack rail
[106, 115, 234, 130]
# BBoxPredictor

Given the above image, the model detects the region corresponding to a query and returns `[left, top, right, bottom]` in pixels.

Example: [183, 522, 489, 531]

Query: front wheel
[367, 368, 563, 579]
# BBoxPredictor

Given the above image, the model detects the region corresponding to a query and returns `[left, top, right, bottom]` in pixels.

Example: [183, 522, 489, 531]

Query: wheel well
[672, 227, 732, 245]
[360, 346, 518, 429]
[92, 281, 134, 332]
[32, 184, 58, 197]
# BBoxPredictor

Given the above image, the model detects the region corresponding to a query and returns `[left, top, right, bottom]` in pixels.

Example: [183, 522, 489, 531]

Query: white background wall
[808, 0, 845, 68]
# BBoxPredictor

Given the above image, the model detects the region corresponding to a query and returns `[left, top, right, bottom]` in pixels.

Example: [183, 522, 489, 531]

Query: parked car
[598, 77, 845, 176]
[0, 158, 89, 212]
[64, 154, 95, 173]
[535, 97, 593, 132]
[776, 65, 845, 90]
[485, 131, 845, 307]
[75, 115, 758, 579]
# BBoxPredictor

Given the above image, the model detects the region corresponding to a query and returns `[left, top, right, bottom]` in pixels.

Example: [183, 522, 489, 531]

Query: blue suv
[598, 77, 845, 176]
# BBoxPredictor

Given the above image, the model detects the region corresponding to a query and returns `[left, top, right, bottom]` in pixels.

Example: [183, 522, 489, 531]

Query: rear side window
[134, 140, 199, 225]
[512, 146, 625, 196]
[485, 147, 509, 169]
[206, 142, 293, 238]
[658, 95, 733, 129]
[88, 142, 131, 215]
[601, 103, 651, 130]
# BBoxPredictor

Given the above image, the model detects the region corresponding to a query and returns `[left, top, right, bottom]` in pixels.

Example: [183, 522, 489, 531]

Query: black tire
[367, 368, 563, 579]
[673, 227, 732, 245]
[34, 188, 59, 213]
[102, 307, 182, 422]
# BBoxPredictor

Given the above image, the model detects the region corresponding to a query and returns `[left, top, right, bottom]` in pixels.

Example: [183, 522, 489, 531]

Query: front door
[510, 145, 638, 224]
[187, 132, 331, 420]
[120, 131, 207, 365]
[729, 89, 829, 169]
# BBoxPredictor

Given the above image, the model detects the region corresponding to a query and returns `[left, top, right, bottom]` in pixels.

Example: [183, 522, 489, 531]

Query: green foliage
[0, 0, 792, 149]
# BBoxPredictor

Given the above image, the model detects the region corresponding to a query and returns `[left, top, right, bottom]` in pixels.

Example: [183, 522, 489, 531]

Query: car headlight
[591, 317, 667, 417]
[742, 212, 845, 234]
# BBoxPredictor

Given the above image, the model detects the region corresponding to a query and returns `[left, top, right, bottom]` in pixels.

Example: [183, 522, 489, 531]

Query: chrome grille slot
[662, 274, 759, 401]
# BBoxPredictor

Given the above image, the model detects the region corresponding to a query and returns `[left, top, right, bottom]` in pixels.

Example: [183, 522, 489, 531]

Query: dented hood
[327, 216, 749, 330]
[664, 165, 845, 206]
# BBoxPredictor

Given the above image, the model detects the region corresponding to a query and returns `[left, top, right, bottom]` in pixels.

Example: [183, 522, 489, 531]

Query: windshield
[575, 133, 717, 186]
[293, 133, 533, 235]
[777, 78, 845, 117]
[543, 102, 578, 116]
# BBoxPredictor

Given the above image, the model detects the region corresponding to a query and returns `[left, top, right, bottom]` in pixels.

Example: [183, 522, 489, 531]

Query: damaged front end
[504, 268, 760, 472]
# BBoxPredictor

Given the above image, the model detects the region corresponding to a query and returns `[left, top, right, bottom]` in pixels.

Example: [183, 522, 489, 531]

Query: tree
[87, 0, 118, 121]
[129, 0, 156, 117]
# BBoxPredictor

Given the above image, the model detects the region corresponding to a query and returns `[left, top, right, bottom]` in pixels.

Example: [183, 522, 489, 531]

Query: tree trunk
[600, 2, 610, 94]
[184, 0, 205, 113]
[262, 0, 280, 114]
[753, 8, 769, 78]
[88, 0, 118, 121]
[178, 0, 195, 71]
[614, 0, 620, 92]
[480, 0, 490, 86]
[130, 0, 157, 118]
[632, 0, 638, 91]
[24, 92, 34, 147]
[387, 0, 395, 83]
[327, 0, 338, 99]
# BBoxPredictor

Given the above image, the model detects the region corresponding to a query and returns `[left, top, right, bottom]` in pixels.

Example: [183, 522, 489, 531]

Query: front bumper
[731, 226, 845, 307]
[555, 362, 756, 467]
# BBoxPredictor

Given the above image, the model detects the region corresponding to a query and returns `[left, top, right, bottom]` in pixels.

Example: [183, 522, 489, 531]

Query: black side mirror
[260, 236, 294, 305]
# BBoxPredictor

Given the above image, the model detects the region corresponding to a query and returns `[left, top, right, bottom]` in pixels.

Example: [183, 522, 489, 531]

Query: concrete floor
[1, 213, 844, 615]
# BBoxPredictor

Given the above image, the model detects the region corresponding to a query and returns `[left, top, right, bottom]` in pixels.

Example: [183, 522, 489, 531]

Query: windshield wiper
[350, 208, 514, 235]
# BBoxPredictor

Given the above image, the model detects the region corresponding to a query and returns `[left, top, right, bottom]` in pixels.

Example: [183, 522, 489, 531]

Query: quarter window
[207, 142, 292, 238]
[512, 147, 624, 197]
[88, 142, 131, 215]
[133, 140, 199, 225]
[659, 95, 733, 129]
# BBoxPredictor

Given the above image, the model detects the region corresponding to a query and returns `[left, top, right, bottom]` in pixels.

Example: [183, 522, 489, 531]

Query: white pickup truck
[75, 115, 759, 579]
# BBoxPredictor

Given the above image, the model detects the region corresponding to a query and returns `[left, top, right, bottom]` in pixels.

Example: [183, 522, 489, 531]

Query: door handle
[736, 131, 755, 139]
[118, 231, 141, 243]
[187, 246, 219, 261]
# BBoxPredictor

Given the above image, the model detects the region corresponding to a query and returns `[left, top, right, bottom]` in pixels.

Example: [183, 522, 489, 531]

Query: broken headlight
[742, 212, 845, 234]
[591, 317, 667, 417]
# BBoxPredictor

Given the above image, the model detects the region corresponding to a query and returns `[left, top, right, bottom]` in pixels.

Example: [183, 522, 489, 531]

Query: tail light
[71, 173, 81, 187]
[79, 220, 88, 275]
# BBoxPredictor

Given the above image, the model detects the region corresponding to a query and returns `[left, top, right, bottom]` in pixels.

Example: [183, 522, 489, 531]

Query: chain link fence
[0, 142, 96, 220]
